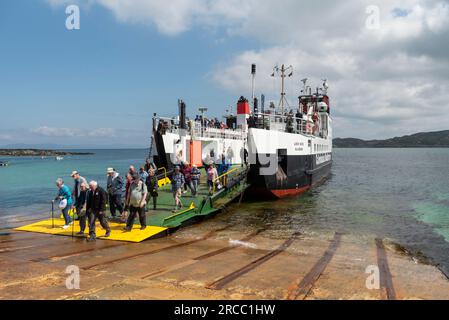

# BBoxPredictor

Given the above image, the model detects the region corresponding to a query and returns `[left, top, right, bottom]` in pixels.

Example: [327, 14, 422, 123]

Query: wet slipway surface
[1, 206, 449, 300]
[4, 147, 449, 299]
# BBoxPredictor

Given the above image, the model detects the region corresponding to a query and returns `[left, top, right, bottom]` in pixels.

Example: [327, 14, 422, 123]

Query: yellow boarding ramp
[15, 218, 168, 243]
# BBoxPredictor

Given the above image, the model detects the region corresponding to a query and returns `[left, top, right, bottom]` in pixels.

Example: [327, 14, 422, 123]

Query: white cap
[107, 167, 114, 174]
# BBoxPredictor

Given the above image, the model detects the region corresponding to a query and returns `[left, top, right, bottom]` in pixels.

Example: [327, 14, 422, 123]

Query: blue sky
[0, 1, 257, 148]
[1, 0, 448, 147]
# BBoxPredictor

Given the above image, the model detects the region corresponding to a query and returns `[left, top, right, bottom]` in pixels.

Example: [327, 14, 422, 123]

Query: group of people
[194, 115, 227, 130]
[55, 174, 111, 242]
[53, 157, 230, 242]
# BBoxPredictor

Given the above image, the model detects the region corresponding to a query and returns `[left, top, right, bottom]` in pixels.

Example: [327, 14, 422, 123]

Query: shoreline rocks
[0, 149, 94, 157]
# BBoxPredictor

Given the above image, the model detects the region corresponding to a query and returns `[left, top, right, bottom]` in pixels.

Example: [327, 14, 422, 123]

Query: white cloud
[0, 134, 13, 141]
[45, 0, 449, 138]
[31, 126, 116, 138]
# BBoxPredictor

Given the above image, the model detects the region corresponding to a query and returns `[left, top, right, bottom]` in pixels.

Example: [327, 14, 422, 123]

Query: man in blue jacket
[106, 167, 124, 218]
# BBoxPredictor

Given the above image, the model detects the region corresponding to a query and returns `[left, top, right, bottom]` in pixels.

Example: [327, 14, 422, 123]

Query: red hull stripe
[271, 186, 310, 198]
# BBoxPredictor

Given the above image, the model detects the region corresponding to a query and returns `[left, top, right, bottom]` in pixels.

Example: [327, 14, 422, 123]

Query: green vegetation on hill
[0, 149, 93, 156]
[334, 130, 449, 148]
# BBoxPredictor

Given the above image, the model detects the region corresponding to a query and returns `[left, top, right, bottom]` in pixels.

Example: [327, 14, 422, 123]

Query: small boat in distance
[55, 156, 64, 161]
[0, 161, 9, 167]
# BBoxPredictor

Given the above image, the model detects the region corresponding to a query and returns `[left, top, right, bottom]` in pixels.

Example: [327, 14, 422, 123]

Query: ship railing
[212, 167, 240, 194]
[252, 112, 310, 135]
[198, 127, 244, 140]
[154, 117, 245, 140]
[156, 167, 171, 187]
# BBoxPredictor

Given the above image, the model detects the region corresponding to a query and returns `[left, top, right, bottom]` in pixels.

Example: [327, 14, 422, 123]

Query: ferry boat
[151, 64, 332, 199]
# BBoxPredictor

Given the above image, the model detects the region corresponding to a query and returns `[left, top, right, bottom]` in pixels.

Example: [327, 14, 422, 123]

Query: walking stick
[51, 200, 55, 228]
[72, 207, 75, 238]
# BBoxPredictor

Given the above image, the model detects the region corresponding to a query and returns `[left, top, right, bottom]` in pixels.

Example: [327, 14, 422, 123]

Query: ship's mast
[271, 64, 293, 114]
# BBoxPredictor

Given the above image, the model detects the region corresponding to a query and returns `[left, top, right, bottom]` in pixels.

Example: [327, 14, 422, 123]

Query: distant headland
[334, 130, 449, 148]
[0, 149, 94, 157]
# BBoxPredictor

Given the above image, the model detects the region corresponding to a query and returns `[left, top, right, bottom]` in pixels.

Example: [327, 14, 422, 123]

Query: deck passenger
[144, 158, 157, 172]
[54, 178, 73, 229]
[76, 182, 89, 235]
[71, 171, 87, 210]
[86, 181, 111, 242]
[190, 165, 201, 197]
[124, 167, 136, 206]
[124, 173, 148, 231]
[206, 163, 218, 194]
[181, 162, 193, 194]
[123, 172, 133, 222]
[145, 169, 158, 210]
[171, 166, 185, 212]
[217, 154, 230, 188]
[106, 168, 124, 219]
[139, 166, 149, 182]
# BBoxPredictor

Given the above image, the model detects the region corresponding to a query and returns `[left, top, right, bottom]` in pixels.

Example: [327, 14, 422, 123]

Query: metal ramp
[15, 165, 249, 242]
[15, 218, 168, 243]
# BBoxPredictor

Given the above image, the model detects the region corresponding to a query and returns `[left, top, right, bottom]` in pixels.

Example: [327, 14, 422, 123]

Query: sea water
[1, 148, 449, 275]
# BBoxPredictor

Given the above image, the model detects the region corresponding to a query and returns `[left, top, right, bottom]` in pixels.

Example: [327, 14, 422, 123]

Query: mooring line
[141, 228, 266, 279]
[375, 238, 396, 300]
[206, 231, 301, 290]
[286, 232, 343, 300]
[82, 223, 237, 270]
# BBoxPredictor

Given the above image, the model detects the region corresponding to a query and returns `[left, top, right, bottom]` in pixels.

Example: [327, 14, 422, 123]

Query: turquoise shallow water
[0, 149, 148, 217]
[1, 148, 449, 275]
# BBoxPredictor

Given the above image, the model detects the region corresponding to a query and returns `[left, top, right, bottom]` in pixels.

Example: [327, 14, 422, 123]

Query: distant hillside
[334, 130, 449, 148]
[0, 149, 93, 157]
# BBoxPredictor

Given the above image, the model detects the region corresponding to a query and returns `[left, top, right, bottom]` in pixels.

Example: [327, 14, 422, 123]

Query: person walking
[206, 163, 218, 194]
[181, 162, 192, 194]
[122, 172, 133, 222]
[217, 154, 230, 188]
[144, 158, 157, 172]
[190, 164, 201, 197]
[139, 166, 149, 182]
[54, 178, 73, 229]
[76, 182, 89, 235]
[86, 181, 111, 242]
[106, 168, 124, 218]
[124, 173, 148, 231]
[71, 171, 87, 213]
[145, 168, 158, 210]
[171, 166, 185, 212]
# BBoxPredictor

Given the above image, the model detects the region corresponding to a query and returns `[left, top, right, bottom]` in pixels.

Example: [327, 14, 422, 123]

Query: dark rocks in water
[334, 130, 449, 148]
[0, 149, 94, 157]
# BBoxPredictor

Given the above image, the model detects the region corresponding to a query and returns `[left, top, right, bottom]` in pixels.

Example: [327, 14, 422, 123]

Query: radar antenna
[271, 64, 293, 114]
[321, 79, 329, 94]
